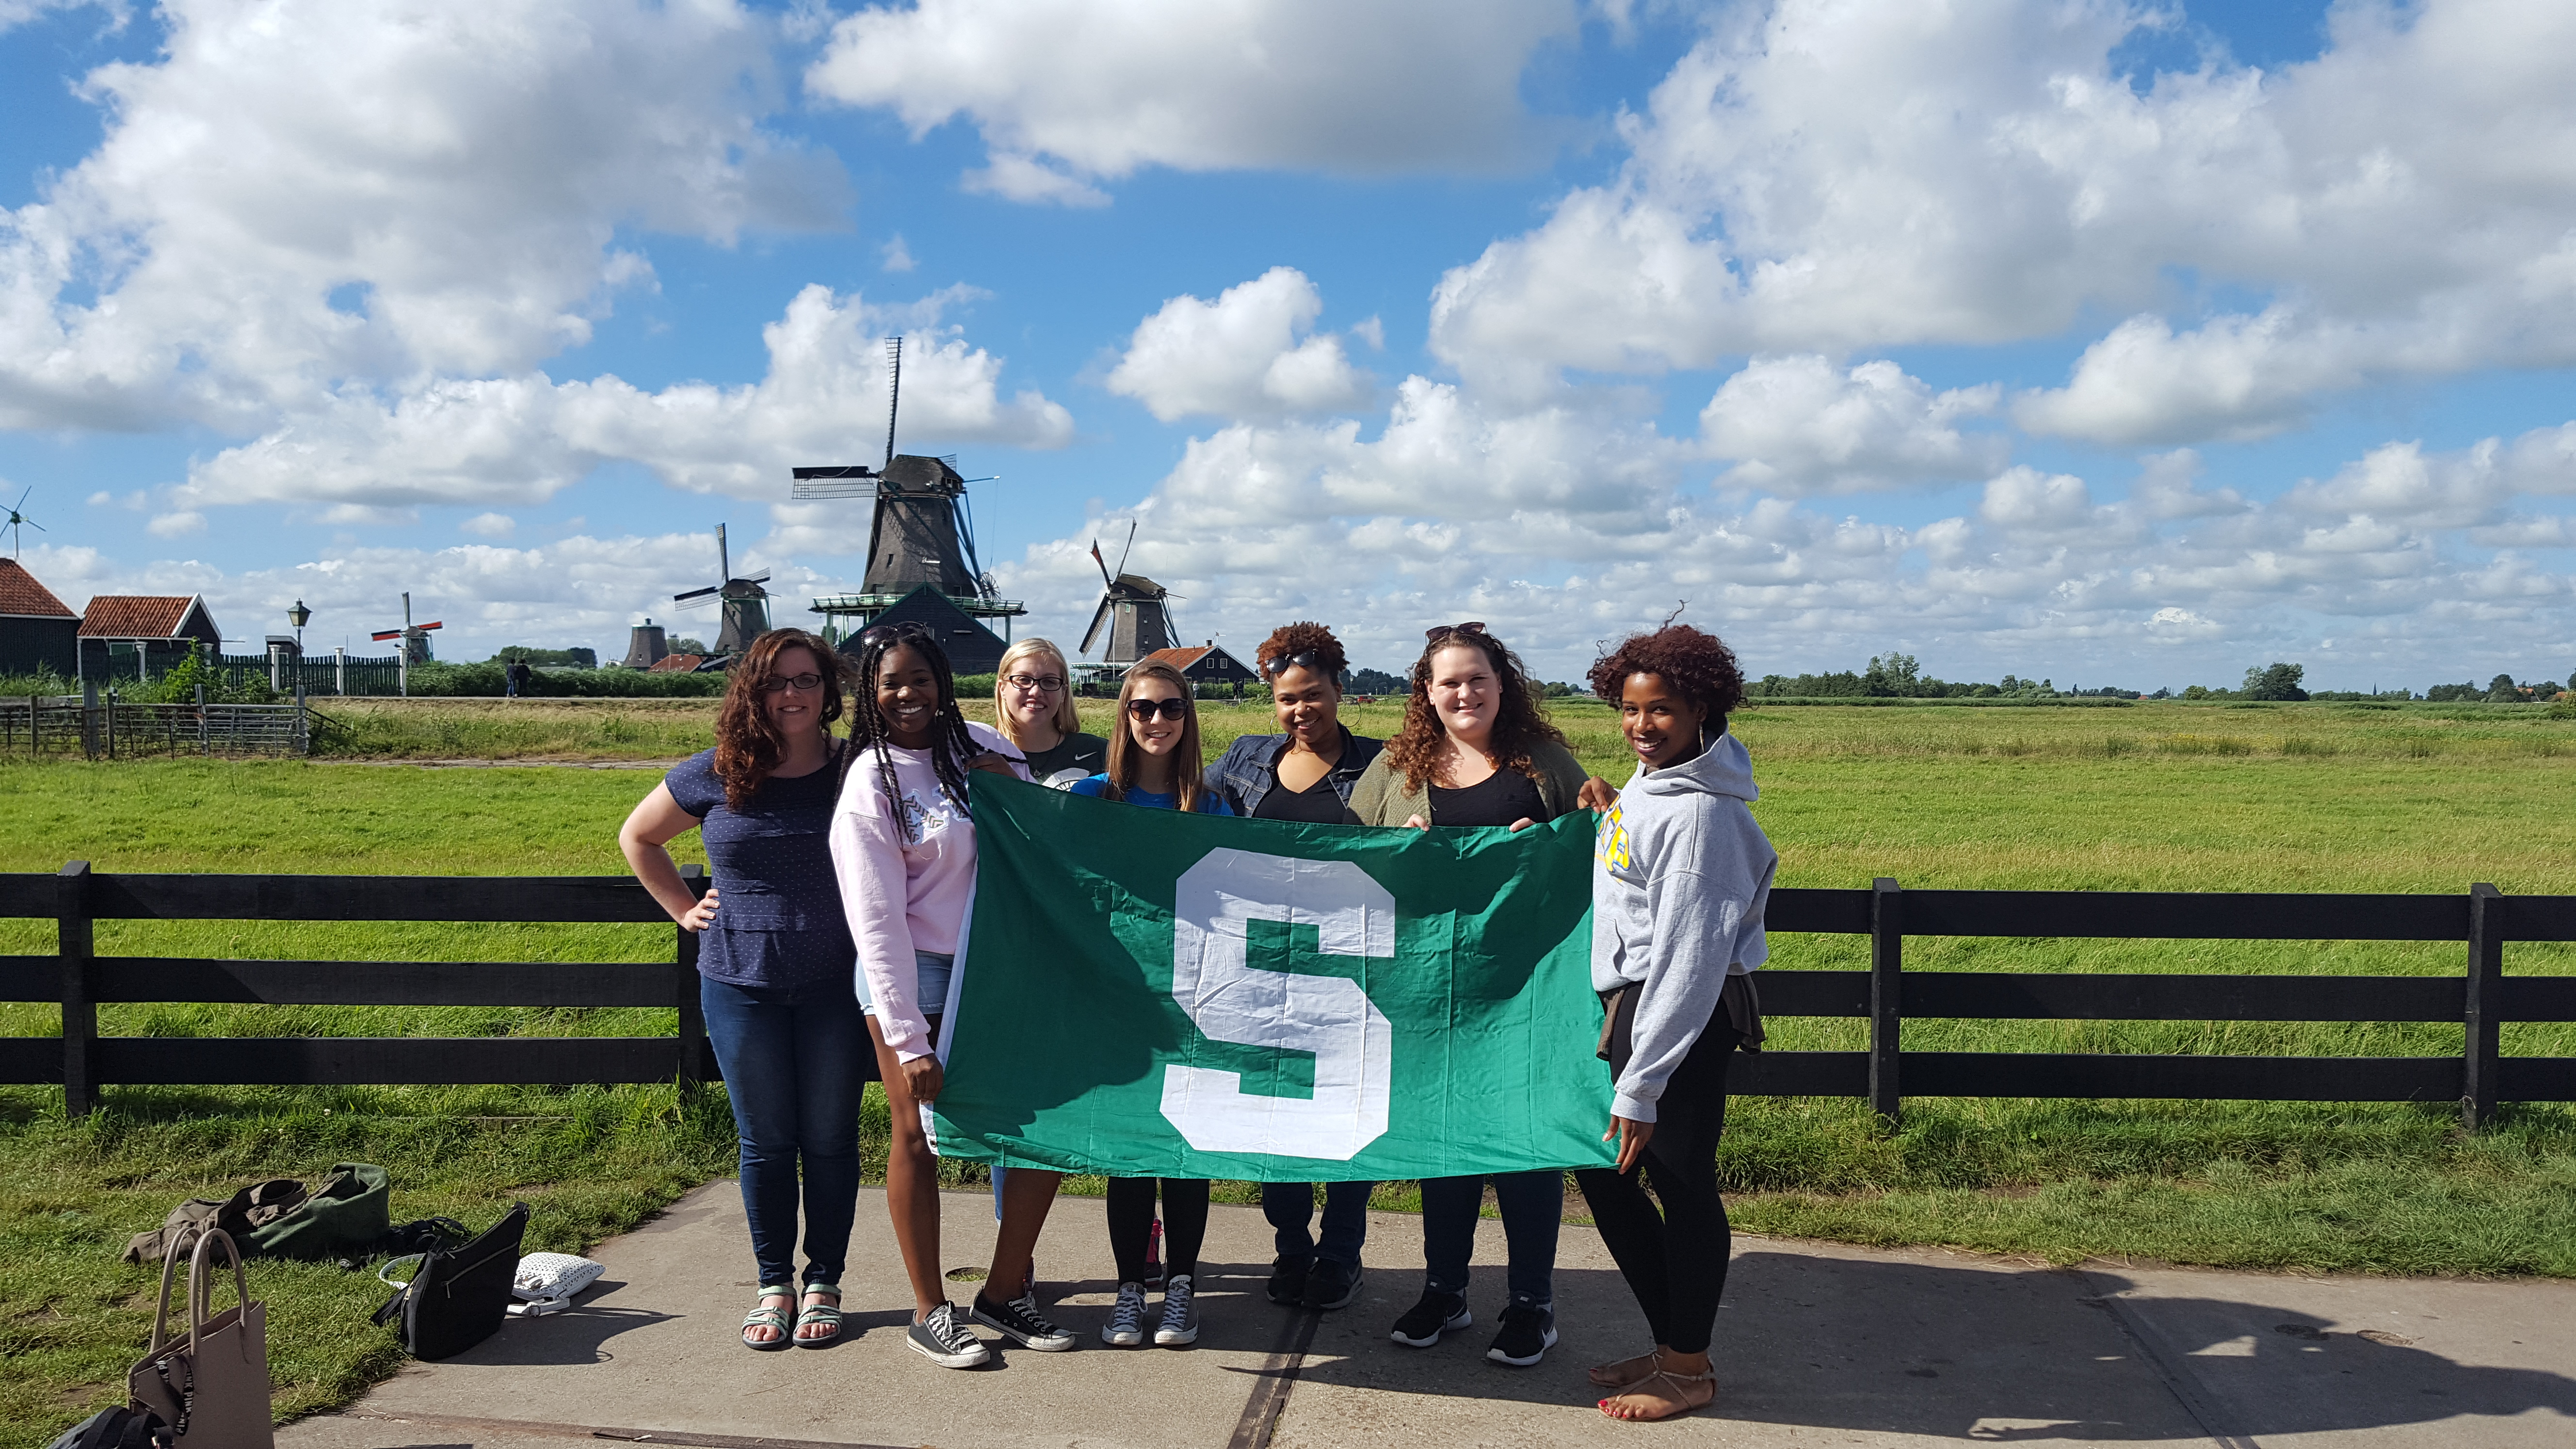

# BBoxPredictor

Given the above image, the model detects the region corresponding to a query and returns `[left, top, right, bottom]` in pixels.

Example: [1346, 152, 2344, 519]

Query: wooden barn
[1135, 643, 1256, 688]
[0, 559, 79, 678]
[838, 584, 1008, 675]
[77, 594, 221, 685]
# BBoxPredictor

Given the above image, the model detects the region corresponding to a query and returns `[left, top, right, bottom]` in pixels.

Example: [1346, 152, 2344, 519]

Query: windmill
[672, 524, 770, 655]
[3, 486, 43, 558]
[1079, 521, 1177, 669]
[792, 336, 1026, 643]
[369, 592, 442, 695]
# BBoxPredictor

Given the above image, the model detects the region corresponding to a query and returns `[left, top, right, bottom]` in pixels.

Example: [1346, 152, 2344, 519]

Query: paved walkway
[280, 1183, 2576, 1449]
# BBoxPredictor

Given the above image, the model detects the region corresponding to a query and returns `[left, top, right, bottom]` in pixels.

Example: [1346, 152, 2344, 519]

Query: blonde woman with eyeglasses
[993, 638, 1107, 788]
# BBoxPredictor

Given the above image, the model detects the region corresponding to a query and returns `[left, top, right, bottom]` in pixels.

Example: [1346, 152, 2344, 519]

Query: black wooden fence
[3, 868, 2572, 1126]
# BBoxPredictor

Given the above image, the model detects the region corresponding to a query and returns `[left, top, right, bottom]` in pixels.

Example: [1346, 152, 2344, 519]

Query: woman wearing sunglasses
[618, 629, 864, 1350]
[1204, 622, 1382, 1313]
[1349, 622, 1592, 1369]
[1066, 659, 1230, 1349]
[994, 638, 1107, 789]
[830, 622, 1071, 1369]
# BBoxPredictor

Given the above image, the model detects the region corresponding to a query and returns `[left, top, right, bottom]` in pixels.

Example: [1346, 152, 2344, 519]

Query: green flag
[930, 774, 1617, 1181]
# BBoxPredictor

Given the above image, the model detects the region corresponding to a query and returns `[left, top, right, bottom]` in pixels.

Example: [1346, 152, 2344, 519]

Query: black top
[1254, 773, 1354, 824]
[1427, 768, 1550, 828]
[1022, 731, 1110, 788]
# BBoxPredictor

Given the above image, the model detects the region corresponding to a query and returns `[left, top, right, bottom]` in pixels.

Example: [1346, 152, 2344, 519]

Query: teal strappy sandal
[742, 1285, 795, 1350]
[794, 1283, 844, 1348]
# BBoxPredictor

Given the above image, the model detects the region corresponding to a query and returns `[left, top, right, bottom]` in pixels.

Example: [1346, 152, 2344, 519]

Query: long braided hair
[844, 622, 983, 837]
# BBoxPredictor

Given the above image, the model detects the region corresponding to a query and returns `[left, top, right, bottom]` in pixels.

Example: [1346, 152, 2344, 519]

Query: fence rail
[1, 868, 2570, 1124]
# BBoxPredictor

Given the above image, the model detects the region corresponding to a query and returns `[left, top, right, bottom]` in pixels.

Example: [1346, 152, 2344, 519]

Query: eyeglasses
[1125, 696, 1190, 721]
[1004, 673, 1066, 693]
[1262, 650, 1328, 678]
[759, 672, 826, 693]
[1424, 621, 1488, 640]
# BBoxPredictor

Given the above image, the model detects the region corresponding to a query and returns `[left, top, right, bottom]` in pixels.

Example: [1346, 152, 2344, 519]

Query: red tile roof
[0, 559, 74, 618]
[647, 653, 708, 673]
[78, 595, 204, 639]
[1138, 646, 1214, 672]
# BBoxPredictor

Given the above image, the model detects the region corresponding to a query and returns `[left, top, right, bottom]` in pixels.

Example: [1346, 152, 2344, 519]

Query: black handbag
[371, 1203, 527, 1360]
[46, 1407, 169, 1449]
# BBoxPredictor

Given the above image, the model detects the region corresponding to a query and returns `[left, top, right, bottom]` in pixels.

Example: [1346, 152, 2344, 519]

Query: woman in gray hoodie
[1578, 622, 1775, 1422]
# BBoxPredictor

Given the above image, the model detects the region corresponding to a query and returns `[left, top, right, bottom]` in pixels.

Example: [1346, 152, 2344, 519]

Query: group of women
[617, 612, 1773, 1423]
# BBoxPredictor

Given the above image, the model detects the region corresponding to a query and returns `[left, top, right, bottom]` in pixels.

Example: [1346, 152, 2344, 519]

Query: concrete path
[280, 1183, 2576, 1449]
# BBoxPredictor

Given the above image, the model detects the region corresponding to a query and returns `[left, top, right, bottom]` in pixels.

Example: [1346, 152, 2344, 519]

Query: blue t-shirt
[663, 746, 855, 988]
[1067, 774, 1235, 814]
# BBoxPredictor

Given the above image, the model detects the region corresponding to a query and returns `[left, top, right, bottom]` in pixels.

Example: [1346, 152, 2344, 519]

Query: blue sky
[2, 0, 2571, 691]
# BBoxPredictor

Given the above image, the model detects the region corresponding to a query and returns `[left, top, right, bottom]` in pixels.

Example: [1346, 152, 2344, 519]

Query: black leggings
[1574, 1020, 1741, 1355]
[1106, 1177, 1209, 1286]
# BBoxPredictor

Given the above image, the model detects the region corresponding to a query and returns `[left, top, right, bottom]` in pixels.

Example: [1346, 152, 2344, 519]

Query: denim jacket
[1204, 726, 1384, 818]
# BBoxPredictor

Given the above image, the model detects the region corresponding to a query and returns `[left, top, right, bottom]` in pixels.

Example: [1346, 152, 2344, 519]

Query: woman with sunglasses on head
[1204, 621, 1383, 1313]
[1578, 622, 1773, 1422]
[1348, 621, 1591, 1369]
[618, 629, 863, 1351]
[830, 622, 1073, 1368]
[994, 637, 1108, 789]
[1066, 659, 1231, 1349]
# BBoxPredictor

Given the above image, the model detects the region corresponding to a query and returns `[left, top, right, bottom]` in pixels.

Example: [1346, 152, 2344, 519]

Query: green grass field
[4, 699, 2574, 1445]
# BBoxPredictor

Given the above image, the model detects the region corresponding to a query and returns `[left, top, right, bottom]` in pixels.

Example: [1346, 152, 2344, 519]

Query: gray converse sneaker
[906, 1302, 990, 1368]
[971, 1289, 1077, 1352]
[1154, 1273, 1199, 1346]
[1101, 1281, 1148, 1347]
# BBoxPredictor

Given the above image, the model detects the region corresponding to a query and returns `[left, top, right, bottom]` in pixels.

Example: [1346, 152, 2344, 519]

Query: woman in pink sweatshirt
[827, 622, 1069, 1369]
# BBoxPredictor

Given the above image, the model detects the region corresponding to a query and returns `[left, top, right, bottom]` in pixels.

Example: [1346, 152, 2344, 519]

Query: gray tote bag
[129, 1227, 273, 1448]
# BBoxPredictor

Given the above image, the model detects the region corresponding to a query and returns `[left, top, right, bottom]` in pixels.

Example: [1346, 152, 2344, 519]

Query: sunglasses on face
[759, 672, 826, 693]
[1424, 621, 1488, 640]
[1125, 696, 1190, 721]
[1004, 673, 1066, 693]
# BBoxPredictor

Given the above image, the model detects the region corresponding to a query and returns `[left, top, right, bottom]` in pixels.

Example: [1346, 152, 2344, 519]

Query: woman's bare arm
[618, 782, 718, 930]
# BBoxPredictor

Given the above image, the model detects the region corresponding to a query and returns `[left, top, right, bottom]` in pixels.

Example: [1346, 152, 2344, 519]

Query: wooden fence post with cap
[2463, 883, 2503, 1129]
[59, 861, 96, 1117]
[1869, 876, 1903, 1124]
[676, 863, 710, 1086]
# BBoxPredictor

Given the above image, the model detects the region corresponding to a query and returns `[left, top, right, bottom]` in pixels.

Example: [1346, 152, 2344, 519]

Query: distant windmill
[672, 524, 770, 655]
[3, 486, 43, 558]
[369, 592, 443, 695]
[1079, 521, 1177, 668]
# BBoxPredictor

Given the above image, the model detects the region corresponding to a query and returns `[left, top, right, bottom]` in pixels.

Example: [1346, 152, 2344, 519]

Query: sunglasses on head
[858, 623, 933, 650]
[1125, 696, 1190, 721]
[1424, 621, 1488, 640]
[1262, 649, 1329, 678]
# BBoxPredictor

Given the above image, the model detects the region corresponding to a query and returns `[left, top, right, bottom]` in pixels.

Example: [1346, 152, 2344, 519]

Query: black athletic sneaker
[970, 1289, 1077, 1352]
[906, 1302, 991, 1368]
[1267, 1255, 1311, 1306]
[1388, 1288, 1471, 1348]
[1300, 1256, 1361, 1311]
[1484, 1297, 1557, 1367]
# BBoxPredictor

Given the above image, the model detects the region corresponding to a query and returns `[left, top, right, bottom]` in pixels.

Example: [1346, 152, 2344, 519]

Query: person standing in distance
[830, 622, 1073, 1368]
[994, 638, 1107, 788]
[617, 629, 861, 1350]
[1204, 621, 1385, 1312]
[1578, 621, 1774, 1421]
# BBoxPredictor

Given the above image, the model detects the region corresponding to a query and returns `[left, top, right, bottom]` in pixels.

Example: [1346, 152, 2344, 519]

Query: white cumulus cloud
[1699, 356, 2004, 495]
[1107, 268, 1372, 422]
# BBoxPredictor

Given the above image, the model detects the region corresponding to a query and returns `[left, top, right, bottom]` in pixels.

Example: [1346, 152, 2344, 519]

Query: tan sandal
[1598, 1367, 1716, 1422]
[1588, 1349, 1663, 1388]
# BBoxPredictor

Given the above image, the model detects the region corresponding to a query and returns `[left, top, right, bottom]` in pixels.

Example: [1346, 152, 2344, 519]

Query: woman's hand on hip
[1605, 1114, 1654, 1173]
[678, 885, 719, 933]
[902, 1054, 945, 1104]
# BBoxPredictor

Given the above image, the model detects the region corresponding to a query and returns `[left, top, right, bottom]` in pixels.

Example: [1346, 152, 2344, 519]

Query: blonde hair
[993, 637, 1082, 747]
[1103, 660, 1207, 813]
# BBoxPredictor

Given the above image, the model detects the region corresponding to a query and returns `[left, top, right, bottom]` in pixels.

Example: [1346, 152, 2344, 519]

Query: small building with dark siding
[0, 559, 79, 678]
[835, 584, 1007, 676]
[1135, 643, 1256, 688]
[77, 594, 222, 685]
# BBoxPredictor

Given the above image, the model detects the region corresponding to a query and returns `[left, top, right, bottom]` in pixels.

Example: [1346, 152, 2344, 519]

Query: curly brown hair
[714, 628, 846, 809]
[1586, 624, 1746, 728]
[1256, 621, 1346, 683]
[1384, 625, 1567, 789]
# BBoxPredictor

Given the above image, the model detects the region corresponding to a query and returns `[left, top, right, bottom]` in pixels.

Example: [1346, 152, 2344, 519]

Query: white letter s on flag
[1161, 849, 1393, 1161]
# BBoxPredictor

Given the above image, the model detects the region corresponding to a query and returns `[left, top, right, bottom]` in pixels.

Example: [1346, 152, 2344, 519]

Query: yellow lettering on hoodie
[1595, 799, 1632, 872]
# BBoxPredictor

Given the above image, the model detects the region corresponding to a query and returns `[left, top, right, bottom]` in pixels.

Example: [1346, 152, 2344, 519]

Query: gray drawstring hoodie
[1592, 731, 1777, 1123]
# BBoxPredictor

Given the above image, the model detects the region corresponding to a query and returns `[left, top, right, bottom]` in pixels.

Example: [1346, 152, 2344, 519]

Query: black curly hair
[1586, 623, 1746, 733]
[844, 622, 982, 832]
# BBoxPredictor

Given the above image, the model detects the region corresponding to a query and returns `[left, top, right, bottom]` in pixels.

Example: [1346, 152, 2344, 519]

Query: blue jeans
[700, 973, 869, 1290]
[1420, 1170, 1561, 1305]
[1263, 1180, 1372, 1264]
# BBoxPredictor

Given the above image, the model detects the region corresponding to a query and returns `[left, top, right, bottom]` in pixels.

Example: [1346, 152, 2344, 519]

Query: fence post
[676, 863, 710, 1086]
[81, 678, 97, 757]
[59, 861, 96, 1117]
[2463, 883, 2503, 1129]
[1870, 876, 1903, 1123]
[195, 684, 208, 754]
[293, 681, 308, 755]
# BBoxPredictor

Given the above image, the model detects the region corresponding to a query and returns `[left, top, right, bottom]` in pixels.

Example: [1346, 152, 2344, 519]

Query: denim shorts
[858, 950, 954, 1019]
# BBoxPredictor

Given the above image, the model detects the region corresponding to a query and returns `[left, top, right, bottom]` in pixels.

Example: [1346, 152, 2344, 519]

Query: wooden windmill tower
[672, 524, 771, 655]
[1079, 522, 1177, 670]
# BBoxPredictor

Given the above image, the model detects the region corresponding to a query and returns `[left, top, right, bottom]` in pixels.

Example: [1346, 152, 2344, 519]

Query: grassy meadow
[4, 697, 2575, 1443]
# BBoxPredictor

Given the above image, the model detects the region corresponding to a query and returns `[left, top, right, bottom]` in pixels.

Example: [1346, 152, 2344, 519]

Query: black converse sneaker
[1266, 1255, 1311, 1306]
[1101, 1282, 1148, 1347]
[1484, 1297, 1557, 1367]
[971, 1289, 1077, 1352]
[1154, 1273, 1199, 1346]
[1388, 1288, 1471, 1348]
[906, 1302, 990, 1368]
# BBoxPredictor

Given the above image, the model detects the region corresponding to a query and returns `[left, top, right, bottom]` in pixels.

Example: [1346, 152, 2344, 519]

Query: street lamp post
[288, 599, 311, 651]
